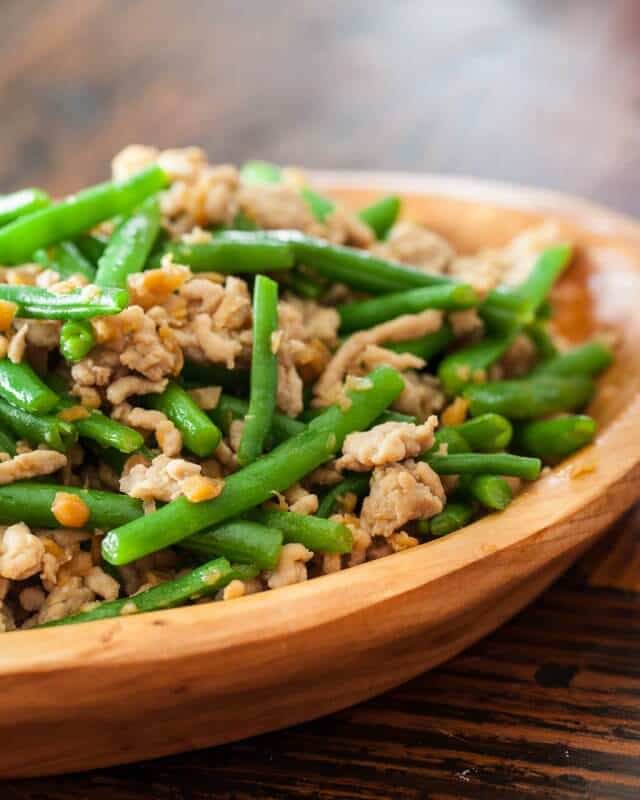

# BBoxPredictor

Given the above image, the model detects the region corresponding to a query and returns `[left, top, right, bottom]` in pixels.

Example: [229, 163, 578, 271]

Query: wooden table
[3, 2, 640, 797]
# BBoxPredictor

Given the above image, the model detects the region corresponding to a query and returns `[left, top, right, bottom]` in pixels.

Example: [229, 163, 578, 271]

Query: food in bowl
[0, 147, 612, 631]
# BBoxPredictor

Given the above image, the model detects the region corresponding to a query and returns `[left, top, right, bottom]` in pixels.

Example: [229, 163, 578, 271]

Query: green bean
[102, 365, 404, 565]
[338, 283, 478, 333]
[464, 375, 594, 419]
[0, 188, 50, 226]
[516, 414, 597, 460]
[59, 320, 95, 362]
[237, 275, 279, 465]
[461, 474, 512, 510]
[438, 336, 513, 396]
[526, 320, 558, 361]
[0, 284, 128, 320]
[267, 230, 453, 291]
[358, 195, 400, 239]
[481, 245, 572, 333]
[160, 232, 295, 273]
[209, 393, 305, 443]
[74, 232, 109, 264]
[425, 452, 542, 480]
[33, 241, 96, 281]
[0, 425, 16, 456]
[426, 500, 475, 537]
[181, 360, 249, 391]
[376, 410, 417, 425]
[385, 322, 454, 361]
[0, 482, 143, 528]
[146, 381, 221, 457]
[40, 559, 261, 628]
[531, 341, 613, 378]
[0, 166, 167, 264]
[0, 359, 59, 413]
[428, 428, 470, 456]
[316, 474, 371, 518]
[287, 268, 326, 299]
[451, 413, 513, 452]
[240, 160, 283, 184]
[300, 187, 334, 222]
[181, 521, 282, 570]
[0, 397, 76, 451]
[54, 394, 144, 454]
[249, 507, 354, 553]
[95, 195, 161, 288]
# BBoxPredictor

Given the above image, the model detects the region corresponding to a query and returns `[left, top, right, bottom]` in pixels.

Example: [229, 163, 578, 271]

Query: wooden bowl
[3, 173, 640, 778]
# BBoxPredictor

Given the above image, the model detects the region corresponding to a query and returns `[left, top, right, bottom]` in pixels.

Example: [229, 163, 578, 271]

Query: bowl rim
[3, 169, 640, 674]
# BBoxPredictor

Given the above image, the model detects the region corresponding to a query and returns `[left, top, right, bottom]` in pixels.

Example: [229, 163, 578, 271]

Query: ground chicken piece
[276, 344, 304, 417]
[336, 417, 438, 472]
[184, 164, 239, 226]
[372, 222, 454, 273]
[237, 183, 315, 232]
[331, 513, 372, 567]
[213, 276, 252, 330]
[284, 484, 319, 516]
[120, 454, 201, 502]
[7, 323, 29, 363]
[491, 333, 538, 379]
[265, 543, 313, 590]
[19, 586, 46, 612]
[37, 576, 95, 624]
[228, 419, 244, 453]
[0, 450, 66, 486]
[70, 354, 115, 388]
[187, 386, 221, 410]
[320, 553, 342, 574]
[23, 319, 61, 349]
[0, 577, 8, 600]
[0, 602, 15, 632]
[306, 463, 343, 487]
[128, 259, 191, 310]
[323, 206, 375, 248]
[449, 309, 484, 339]
[84, 566, 120, 601]
[279, 296, 340, 348]
[361, 460, 446, 538]
[313, 310, 442, 407]
[112, 404, 182, 456]
[106, 376, 168, 405]
[111, 144, 159, 180]
[392, 371, 445, 420]
[0, 523, 45, 580]
[191, 314, 243, 368]
[356, 344, 424, 374]
[389, 531, 420, 552]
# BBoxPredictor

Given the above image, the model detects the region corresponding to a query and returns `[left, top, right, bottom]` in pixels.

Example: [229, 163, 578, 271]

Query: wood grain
[3, 1, 640, 797]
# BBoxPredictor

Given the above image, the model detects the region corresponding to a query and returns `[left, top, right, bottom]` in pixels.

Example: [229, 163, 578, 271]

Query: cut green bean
[452, 413, 513, 452]
[181, 521, 283, 570]
[41, 558, 261, 628]
[147, 381, 221, 457]
[425, 452, 542, 480]
[464, 376, 594, 419]
[358, 195, 400, 239]
[426, 501, 475, 537]
[0, 482, 142, 528]
[461, 474, 513, 510]
[339, 283, 478, 333]
[376, 410, 417, 425]
[237, 275, 279, 465]
[287, 268, 326, 299]
[428, 428, 470, 456]
[33, 241, 96, 281]
[95, 195, 161, 288]
[0, 425, 16, 456]
[438, 336, 513, 396]
[0, 359, 59, 413]
[160, 232, 295, 273]
[0, 397, 76, 451]
[0, 165, 167, 264]
[526, 320, 558, 361]
[516, 414, 597, 460]
[0, 188, 50, 226]
[0, 284, 128, 320]
[74, 232, 109, 264]
[240, 160, 283, 184]
[54, 393, 144, 454]
[59, 320, 95, 362]
[209, 393, 305, 443]
[386, 322, 454, 361]
[300, 186, 335, 222]
[531, 341, 613, 378]
[102, 366, 404, 565]
[316, 474, 371, 518]
[251, 507, 354, 553]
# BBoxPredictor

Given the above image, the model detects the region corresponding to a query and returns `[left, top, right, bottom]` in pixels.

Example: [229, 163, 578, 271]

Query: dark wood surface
[3, 2, 640, 797]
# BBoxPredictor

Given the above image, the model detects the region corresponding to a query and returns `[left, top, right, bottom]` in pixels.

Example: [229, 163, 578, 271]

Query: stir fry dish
[0, 147, 612, 631]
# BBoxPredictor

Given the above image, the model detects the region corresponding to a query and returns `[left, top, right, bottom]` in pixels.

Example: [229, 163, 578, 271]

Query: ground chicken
[36, 577, 95, 624]
[7, 323, 29, 363]
[0, 450, 67, 486]
[0, 523, 45, 580]
[112, 404, 182, 456]
[392, 371, 446, 420]
[265, 543, 313, 589]
[372, 221, 454, 272]
[334, 513, 372, 567]
[19, 586, 46, 612]
[0, 602, 15, 632]
[84, 566, 120, 601]
[284, 484, 319, 515]
[449, 309, 484, 339]
[106, 376, 168, 405]
[237, 183, 315, 232]
[361, 460, 446, 538]
[336, 417, 438, 471]
[120, 454, 202, 502]
[323, 206, 375, 248]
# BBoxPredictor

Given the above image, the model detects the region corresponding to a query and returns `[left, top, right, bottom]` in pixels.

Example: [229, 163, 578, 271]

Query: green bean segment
[427, 501, 475, 537]
[0, 284, 128, 320]
[462, 474, 513, 510]
[0, 397, 76, 451]
[59, 320, 96, 362]
[531, 341, 613, 378]
[182, 521, 283, 570]
[358, 195, 400, 239]
[209, 393, 305, 444]
[426, 452, 541, 480]
[147, 381, 221, 457]
[162, 232, 295, 273]
[464, 376, 594, 419]
[316, 474, 371, 518]
[438, 336, 513, 396]
[0, 425, 16, 456]
[33, 241, 96, 281]
[0, 360, 59, 413]
[451, 413, 513, 452]
[250, 507, 354, 553]
[0, 188, 50, 226]
[517, 415, 597, 460]
[0, 165, 167, 264]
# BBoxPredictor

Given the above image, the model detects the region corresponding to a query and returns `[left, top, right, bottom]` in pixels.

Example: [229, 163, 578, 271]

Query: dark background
[4, 1, 640, 798]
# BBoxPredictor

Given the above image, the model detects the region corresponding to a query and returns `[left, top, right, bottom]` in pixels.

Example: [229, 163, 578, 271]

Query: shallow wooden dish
[2, 172, 640, 779]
